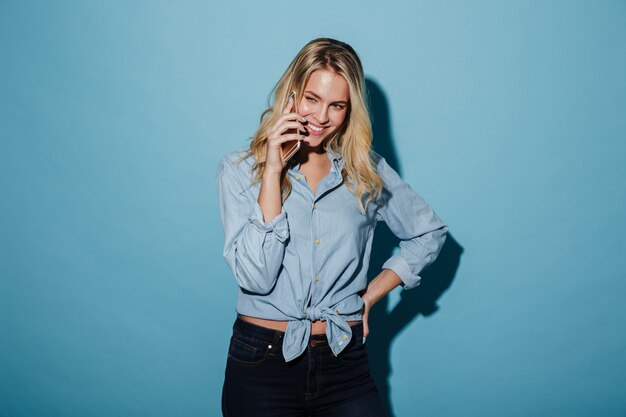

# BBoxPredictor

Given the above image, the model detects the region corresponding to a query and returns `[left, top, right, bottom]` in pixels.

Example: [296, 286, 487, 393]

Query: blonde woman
[216, 38, 448, 416]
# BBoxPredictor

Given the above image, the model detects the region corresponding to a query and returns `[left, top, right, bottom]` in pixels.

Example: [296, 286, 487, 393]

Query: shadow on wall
[366, 78, 464, 417]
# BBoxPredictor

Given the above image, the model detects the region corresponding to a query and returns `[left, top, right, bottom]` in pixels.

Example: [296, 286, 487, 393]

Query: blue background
[1, 1, 625, 416]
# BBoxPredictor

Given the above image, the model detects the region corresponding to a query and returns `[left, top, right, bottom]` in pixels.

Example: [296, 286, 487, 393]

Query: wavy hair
[239, 38, 383, 213]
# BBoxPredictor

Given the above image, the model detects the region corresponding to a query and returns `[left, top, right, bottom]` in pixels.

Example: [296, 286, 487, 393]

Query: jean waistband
[233, 317, 285, 345]
[232, 317, 364, 348]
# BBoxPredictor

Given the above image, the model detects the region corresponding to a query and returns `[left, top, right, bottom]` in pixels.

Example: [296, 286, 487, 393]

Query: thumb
[362, 309, 369, 339]
[282, 91, 295, 114]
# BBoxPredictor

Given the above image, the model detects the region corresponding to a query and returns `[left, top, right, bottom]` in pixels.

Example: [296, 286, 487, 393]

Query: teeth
[309, 124, 324, 132]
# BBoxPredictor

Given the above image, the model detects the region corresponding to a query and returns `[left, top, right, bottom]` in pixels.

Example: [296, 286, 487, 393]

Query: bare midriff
[238, 314, 361, 335]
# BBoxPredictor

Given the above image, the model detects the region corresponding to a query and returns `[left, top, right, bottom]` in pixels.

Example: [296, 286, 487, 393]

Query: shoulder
[217, 148, 255, 175]
[370, 150, 400, 183]
[215, 148, 257, 187]
[370, 150, 385, 168]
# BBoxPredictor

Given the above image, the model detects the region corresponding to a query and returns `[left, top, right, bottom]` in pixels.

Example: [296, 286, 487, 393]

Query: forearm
[257, 172, 283, 223]
[362, 268, 403, 307]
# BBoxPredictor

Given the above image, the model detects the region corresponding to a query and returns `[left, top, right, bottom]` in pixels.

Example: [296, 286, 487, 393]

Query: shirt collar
[288, 149, 345, 173]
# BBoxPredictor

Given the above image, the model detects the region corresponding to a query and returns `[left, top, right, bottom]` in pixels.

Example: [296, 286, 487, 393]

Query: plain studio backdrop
[1, 1, 625, 416]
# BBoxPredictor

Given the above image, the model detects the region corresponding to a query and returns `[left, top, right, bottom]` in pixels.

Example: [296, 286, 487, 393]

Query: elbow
[222, 229, 286, 295]
[428, 224, 448, 258]
[438, 224, 449, 247]
[232, 257, 279, 295]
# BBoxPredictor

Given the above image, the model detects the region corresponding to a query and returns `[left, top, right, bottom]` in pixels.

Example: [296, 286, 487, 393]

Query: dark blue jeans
[222, 317, 387, 417]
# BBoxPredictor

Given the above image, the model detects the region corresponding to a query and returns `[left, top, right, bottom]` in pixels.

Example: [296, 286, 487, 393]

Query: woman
[216, 38, 448, 416]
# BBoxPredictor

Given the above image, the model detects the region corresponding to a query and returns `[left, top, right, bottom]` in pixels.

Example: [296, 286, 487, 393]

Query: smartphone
[281, 90, 302, 164]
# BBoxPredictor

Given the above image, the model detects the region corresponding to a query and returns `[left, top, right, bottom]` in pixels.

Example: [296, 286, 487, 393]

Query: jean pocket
[337, 336, 368, 364]
[227, 335, 270, 366]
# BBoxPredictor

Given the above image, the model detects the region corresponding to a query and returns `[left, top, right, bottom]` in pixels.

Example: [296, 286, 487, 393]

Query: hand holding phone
[281, 90, 302, 164]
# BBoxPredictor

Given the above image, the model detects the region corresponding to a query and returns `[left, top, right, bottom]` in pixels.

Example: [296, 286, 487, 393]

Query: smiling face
[298, 69, 350, 149]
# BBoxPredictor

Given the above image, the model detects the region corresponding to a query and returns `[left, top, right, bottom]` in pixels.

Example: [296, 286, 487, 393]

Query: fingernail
[362, 337, 367, 344]
[301, 117, 307, 122]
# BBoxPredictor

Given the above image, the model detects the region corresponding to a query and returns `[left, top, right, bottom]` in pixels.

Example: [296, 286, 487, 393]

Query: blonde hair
[240, 38, 383, 213]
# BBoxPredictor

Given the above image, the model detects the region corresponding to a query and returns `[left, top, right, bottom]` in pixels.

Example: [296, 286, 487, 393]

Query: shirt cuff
[382, 255, 421, 290]
[248, 201, 290, 243]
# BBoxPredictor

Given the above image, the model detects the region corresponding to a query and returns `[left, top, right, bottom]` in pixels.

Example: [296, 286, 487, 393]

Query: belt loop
[272, 331, 282, 352]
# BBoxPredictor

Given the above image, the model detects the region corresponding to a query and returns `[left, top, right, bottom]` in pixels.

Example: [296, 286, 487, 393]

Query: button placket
[312, 199, 320, 246]
[289, 166, 315, 200]
[310, 195, 321, 305]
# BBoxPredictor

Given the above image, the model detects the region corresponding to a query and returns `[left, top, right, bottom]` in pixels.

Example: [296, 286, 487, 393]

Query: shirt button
[303, 309, 308, 314]
[315, 275, 320, 282]
[314, 238, 320, 245]
[342, 334, 349, 340]
[294, 175, 301, 180]
[338, 340, 344, 346]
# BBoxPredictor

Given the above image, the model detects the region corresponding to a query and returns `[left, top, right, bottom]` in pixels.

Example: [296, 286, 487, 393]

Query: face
[298, 69, 350, 149]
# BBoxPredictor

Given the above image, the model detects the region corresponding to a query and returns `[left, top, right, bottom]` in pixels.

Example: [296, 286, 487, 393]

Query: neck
[296, 143, 328, 166]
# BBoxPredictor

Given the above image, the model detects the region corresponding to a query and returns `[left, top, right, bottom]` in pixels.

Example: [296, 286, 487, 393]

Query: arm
[216, 96, 306, 294]
[360, 269, 403, 338]
[257, 168, 283, 223]
[258, 93, 306, 224]
[215, 157, 290, 294]
[361, 155, 448, 336]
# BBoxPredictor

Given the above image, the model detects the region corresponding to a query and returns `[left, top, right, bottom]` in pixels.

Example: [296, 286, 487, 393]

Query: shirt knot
[282, 306, 354, 362]
[305, 307, 323, 322]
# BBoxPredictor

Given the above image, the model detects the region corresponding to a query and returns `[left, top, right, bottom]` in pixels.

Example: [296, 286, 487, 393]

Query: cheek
[331, 111, 347, 127]
[299, 100, 314, 115]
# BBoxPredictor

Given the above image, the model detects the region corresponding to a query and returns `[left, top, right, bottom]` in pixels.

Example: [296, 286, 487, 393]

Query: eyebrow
[304, 90, 349, 105]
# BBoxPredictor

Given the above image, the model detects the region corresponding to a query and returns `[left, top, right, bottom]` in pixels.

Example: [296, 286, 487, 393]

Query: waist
[238, 314, 362, 335]
[232, 316, 364, 348]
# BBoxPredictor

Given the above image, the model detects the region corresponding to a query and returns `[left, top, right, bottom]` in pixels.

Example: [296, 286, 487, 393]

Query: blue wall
[1, 1, 625, 416]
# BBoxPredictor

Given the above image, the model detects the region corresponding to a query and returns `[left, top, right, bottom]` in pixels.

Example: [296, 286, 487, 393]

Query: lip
[305, 122, 328, 136]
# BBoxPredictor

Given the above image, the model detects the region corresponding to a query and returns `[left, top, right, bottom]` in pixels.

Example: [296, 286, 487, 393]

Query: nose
[316, 105, 329, 124]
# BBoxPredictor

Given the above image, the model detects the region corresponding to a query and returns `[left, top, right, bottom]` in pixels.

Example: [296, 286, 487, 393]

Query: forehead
[304, 69, 349, 102]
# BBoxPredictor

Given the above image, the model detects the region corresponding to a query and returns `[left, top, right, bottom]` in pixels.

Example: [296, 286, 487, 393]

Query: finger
[267, 122, 305, 140]
[272, 133, 305, 145]
[277, 121, 306, 135]
[363, 320, 369, 340]
[267, 129, 305, 143]
[278, 112, 307, 123]
[360, 298, 369, 342]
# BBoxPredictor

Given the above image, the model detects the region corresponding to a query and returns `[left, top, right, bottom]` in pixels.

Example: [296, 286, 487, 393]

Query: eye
[333, 104, 346, 110]
[306, 96, 317, 103]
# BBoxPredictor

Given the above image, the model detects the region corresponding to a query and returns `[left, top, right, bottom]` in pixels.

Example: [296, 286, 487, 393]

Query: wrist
[263, 165, 285, 177]
[361, 291, 375, 308]
[362, 269, 402, 307]
[263, 169, 283, 179]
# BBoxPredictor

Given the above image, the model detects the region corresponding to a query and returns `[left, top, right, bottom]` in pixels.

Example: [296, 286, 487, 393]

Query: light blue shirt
[215, 148, 448, 362]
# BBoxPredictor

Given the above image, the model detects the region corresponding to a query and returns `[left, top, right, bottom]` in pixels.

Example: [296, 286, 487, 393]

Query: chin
[307, 137, 326, 148]
[309, 130, 337, 149]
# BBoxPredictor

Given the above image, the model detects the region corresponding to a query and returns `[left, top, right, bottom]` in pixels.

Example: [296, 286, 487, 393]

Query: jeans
[222, 317, 387, 417]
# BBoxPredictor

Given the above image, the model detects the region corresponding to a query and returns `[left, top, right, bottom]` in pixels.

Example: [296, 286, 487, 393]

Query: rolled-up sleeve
[216, 156, 290, 294]
[375, 155, 448, 289]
